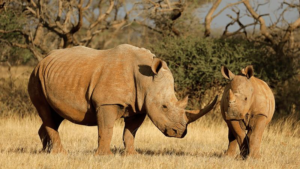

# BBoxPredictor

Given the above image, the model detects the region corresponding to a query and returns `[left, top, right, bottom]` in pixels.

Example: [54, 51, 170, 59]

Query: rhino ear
[151, 58, 166, 75]
[245, 65, 254, 79]
[221, 66, 235, 80]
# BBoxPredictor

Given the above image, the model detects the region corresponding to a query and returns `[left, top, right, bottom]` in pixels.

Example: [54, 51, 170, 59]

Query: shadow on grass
[1, 146, 224, 158]
[0, 147, 44, 154]
[135, 148, 223, 158]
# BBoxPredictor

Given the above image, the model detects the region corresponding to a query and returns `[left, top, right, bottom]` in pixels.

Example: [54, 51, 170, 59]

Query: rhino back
[32, 45, 154, 124]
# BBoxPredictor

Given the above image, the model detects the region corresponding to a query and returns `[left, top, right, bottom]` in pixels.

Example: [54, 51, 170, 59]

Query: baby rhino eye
[245, 97, 247, 101]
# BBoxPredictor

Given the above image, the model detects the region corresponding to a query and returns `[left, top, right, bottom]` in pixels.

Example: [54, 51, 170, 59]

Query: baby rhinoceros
[220, 65, 275, 159]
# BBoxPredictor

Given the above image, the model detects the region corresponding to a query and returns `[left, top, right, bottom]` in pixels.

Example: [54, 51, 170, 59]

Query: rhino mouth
[225, 111, 245, 120]
[163, 127, 187, 138]
[225, 116, 244, 121]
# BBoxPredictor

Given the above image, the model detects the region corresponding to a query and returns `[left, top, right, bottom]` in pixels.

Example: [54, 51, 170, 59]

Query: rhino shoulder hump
[115, 44, 155, 60]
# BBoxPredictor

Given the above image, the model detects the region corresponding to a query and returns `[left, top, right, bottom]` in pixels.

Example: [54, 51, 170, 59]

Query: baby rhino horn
[229, 89, 235, 102]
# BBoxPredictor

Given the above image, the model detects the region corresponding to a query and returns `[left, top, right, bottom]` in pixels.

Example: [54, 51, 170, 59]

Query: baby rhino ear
[221, 66, 235, 80]
[244, 65, 254, 79]
[151, 58, 167, 75]
[151, 58, 163, 74]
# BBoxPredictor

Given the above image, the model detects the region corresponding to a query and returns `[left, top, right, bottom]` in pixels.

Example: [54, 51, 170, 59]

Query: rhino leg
[29, 75, 66, 154]
[225, 124, 238, 156]
[36, 106, 66, 154]
[226, 120, 247, 158]
[38, 110, 64, 153]
[123, 114, 146, 155]
[95, 105, 122, 155]
[247, 115, 267, 159]
[38, 124, 50, 151]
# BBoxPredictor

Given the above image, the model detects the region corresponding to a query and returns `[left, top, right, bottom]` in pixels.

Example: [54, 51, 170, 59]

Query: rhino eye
[162, 105, 168, 111]
[245, 97, 247, 101]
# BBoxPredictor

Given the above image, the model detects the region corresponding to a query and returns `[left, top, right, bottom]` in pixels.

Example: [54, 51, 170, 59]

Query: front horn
[185, 95, 218, 124]
[176, 95, 189, 109]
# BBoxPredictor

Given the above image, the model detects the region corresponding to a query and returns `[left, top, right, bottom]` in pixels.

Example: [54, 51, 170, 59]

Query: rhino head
[221, 65, 254, 120]
[139, 58, 218, 138]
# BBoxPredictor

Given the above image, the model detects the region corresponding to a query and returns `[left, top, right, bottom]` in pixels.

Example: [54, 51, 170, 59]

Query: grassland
[0, 66, 300, 169]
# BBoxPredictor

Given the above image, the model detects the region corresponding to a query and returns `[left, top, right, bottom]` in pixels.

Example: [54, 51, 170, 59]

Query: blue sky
[198, 0, 299, 32]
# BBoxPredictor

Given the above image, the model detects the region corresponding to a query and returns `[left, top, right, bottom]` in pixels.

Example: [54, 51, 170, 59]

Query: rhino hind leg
[38, 124, 50, 152]
[38, 109, 64, 153]
[123, 114, 146, 155]
[36, 106, 66, 154]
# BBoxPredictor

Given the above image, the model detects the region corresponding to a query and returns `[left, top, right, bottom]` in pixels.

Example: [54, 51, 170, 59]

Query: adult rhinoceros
[28, 44, 217, 155]
[220, 65, 275, 159]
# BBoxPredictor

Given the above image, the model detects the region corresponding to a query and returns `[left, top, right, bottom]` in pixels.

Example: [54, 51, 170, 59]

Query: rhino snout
[225, 111, 245, 120]
[163, 126, 187, 138]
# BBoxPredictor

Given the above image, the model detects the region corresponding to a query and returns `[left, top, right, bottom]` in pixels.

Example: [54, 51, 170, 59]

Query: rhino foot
[50, 147, 67, 154]
[224, 151, 236, 157]
[95, 150, 114, 156]
[123, 150, 139, 156]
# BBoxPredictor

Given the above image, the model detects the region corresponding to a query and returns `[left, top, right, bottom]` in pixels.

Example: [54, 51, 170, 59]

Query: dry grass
[0, 115, 299, 169]
[1, 66, 300, 169]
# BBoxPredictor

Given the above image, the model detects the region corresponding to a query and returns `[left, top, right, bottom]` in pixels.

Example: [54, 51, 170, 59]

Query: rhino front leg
[225, 124, 238, 156]
[95, 105, 120, 155]
[247, 115, 267, 159]
[227, 120, 247, 158]
[123, 114, 146, 155]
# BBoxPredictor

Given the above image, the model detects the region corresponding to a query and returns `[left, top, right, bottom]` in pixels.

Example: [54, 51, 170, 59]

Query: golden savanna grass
[1, 116, 300, 169]
[0, 66, 300, 169]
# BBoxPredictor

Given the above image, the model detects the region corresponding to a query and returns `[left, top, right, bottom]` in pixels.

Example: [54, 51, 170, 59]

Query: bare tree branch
[205, 0, 222, 37]
[90, 0, 114, 29]
[134, 20, 163, 34]
[280, 17, 300, 50]
[243, 0, 275, 44]
[212, 1, 243, 20]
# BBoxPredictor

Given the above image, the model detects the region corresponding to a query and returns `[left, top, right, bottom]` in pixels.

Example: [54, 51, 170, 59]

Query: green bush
[149, 36, 299, 116]
[0, 8, 36, 65]
[0, 77, 35, 117]
[149, 37, 255, 100]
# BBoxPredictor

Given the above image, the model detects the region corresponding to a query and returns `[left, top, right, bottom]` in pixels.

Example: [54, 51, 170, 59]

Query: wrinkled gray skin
[220, 65, 275, 159]
[28, 44, 218, 155]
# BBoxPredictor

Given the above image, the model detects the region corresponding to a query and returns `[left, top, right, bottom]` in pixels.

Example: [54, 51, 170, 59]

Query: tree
[0, 0, 131, 61]
[204, 0, 300, 116]
[204, 0, 300, 55]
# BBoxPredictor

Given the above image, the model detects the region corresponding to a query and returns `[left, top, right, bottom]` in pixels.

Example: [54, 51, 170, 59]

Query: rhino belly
[42, 71, 98, 126]
[46, 91, 98, 126]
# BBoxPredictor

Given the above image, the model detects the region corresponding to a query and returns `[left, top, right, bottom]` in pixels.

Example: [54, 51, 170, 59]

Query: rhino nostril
[229, 100, 235, 104]
[172, 129, 177, 135]
[181, 129, 187, 138]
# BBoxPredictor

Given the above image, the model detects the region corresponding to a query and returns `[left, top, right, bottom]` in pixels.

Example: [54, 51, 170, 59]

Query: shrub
[149, 36, 299, 116]
[149, 37, 255, 103]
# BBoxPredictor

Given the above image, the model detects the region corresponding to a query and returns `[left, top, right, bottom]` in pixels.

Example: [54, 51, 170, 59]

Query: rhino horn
[185, 95, 218, 124]
[229, 89, 235, 102]
[176, 95, 189, 109]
